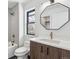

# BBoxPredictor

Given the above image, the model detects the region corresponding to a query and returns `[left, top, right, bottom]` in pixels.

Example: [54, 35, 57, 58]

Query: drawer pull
[41, 46, 43, 53]
[47, 47, 49, 55]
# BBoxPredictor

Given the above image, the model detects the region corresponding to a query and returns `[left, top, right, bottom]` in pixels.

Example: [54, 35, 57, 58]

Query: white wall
[35, 0, 70, 41]
[8, 9, 11, 41]
[18, 3, 24, 47]
[55, 0, 70, 7]
[8, 4, 19, 45]
[19, 0, 70, 46]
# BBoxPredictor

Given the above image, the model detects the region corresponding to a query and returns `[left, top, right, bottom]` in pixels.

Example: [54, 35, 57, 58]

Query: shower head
[9, 10, 15, 16]
[10, 12, 15, 15]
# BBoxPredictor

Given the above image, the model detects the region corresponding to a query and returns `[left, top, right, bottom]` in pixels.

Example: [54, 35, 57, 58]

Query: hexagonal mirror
[40, 3, 70, 30]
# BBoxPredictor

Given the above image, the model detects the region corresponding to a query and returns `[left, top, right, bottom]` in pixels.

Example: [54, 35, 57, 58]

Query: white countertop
[30, 38, 70, 50]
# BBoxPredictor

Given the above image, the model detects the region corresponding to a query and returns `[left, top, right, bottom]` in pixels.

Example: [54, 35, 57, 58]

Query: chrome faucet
[50, 32, 53, 40]
[11, 34, 15, 46]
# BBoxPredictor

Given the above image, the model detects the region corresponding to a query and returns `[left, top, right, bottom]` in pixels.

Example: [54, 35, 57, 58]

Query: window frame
[25, 8, 35, 35]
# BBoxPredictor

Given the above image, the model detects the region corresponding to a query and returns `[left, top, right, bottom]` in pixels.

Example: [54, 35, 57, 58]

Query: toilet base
[17, 55, 27, 59]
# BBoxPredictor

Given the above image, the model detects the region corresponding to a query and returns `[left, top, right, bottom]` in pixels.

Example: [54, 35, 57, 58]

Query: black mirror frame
[40, 3, 70, 30]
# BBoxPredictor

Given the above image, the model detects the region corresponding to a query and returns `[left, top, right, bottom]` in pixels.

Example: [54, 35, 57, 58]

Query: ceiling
[8, 0, 29, 3]
[8, 0, 30, 8]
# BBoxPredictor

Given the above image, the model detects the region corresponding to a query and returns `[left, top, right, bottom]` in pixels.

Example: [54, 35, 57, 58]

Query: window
[25, 8, 35, 35]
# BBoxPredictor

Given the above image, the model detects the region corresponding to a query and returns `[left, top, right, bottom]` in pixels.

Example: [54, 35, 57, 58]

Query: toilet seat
[15, 47, 27, 53]
[14, 47, 29, 56]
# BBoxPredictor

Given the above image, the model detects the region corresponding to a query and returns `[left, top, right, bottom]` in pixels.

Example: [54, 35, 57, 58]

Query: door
[39, 44, 47, 59]
[30, 41, 47, 59]
[30, 41, 40, 59]
[59, 49, 70, 59]
[46, 46, 59, 59]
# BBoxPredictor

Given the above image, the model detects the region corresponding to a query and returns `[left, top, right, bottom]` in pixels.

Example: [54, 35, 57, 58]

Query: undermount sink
[39, 39, 60, 44]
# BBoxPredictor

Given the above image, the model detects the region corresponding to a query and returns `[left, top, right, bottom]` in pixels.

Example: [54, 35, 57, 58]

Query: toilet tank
[24, 40, 30, 48]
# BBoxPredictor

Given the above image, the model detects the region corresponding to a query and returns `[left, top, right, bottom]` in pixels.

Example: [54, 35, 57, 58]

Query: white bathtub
[8, 42, 18, 58]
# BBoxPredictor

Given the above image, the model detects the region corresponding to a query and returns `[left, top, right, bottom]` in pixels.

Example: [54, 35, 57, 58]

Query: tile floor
[9, 55, 30, 59]
[9, 56, 17, 59]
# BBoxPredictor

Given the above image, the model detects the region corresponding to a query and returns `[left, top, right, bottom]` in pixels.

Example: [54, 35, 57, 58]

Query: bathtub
[8, 42, 18, 58]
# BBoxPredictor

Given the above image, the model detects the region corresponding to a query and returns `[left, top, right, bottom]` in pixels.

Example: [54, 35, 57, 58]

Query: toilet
[14, 41, 30, 59]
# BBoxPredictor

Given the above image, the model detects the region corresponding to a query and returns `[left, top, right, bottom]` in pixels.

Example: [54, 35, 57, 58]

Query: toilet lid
[15, 47, 28, 53]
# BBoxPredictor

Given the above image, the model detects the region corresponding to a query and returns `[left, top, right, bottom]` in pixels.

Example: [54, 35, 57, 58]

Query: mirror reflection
[40, 3, 70, 30]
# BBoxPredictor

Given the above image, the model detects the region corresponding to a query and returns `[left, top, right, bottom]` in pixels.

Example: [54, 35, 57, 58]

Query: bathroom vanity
[30, 38, 70, 59]
[30, 2, 70, 59]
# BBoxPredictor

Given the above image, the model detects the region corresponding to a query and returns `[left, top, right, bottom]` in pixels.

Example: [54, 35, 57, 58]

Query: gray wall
[8, 9, 11, 42]
[8, 4, 19, 45]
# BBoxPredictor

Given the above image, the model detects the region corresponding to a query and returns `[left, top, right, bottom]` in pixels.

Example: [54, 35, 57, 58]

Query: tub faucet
[11, 40, 15, 46]
[50, 32, 53, 40]
[11, 34, 15, 46]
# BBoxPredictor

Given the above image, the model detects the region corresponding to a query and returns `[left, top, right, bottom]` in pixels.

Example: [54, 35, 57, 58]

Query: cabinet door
[30, 41, 47, 59]
[39, 44, 47, 59]
[30, 41, 40, 59]
[62, 49, 70, 59]
[59, 49, 70, 59]
[46, 46, 59, 59]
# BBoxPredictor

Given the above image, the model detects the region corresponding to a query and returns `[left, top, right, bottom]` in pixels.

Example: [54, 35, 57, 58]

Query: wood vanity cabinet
[30, 41, 46, 59]
[30, 41, 70, 59]
[59, 49, 70, 59]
